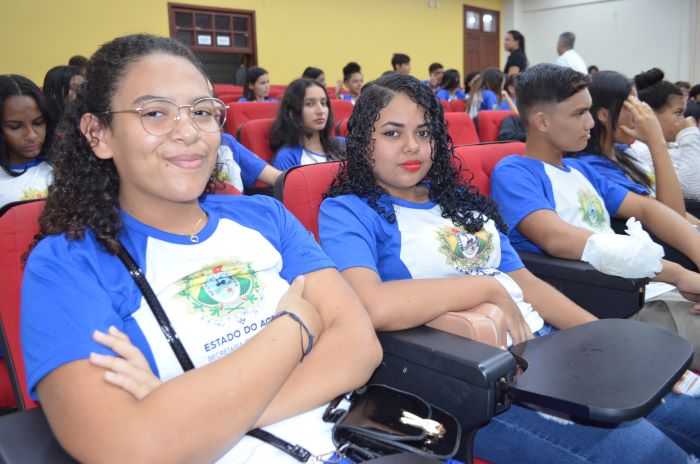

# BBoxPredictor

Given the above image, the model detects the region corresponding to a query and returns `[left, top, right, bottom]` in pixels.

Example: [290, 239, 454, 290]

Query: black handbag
[326, 385, 461, 462]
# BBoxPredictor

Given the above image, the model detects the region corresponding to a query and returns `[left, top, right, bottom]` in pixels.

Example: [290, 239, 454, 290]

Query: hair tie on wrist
[272, 310, 314, 361]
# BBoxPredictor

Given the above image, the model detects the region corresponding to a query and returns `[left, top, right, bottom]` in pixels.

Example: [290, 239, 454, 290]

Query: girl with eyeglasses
[0, 74, 55, 209]
[21, 34, 380, 463]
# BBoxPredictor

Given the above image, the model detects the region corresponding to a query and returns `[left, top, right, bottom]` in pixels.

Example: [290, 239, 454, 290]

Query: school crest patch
[176, 259, 263, 324]
[577, 189, 606, 229]
[436, 225, 494, 271]
[21, 187, 47, 200]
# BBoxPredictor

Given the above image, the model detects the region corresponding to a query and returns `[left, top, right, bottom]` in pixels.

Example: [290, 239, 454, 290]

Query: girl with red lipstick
[271, 78, 345, 170]
[318, 72, 700, 464]
[0, 74, 56, 208]
[575, 71, 696, 223]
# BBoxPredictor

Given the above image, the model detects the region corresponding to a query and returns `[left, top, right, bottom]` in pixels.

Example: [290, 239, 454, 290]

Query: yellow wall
[1, 0, 503, 86]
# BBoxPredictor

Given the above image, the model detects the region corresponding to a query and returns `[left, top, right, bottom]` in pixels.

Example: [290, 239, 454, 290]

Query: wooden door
[463, 5, 500, 77]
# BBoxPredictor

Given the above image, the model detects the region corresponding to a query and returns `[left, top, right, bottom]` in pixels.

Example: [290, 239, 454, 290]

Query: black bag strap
[115, 241, 313, 462]
[116, 243, 195, 371]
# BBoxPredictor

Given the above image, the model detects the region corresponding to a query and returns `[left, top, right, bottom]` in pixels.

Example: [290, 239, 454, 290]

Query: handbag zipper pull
[399, 410, 446, 438]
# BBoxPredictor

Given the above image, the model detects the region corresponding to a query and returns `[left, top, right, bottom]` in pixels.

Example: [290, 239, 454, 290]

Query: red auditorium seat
[268, 84, 287, 100]
[330, 99, 353, 122]
[449, 99, 466, 112]
[0, 200, 45, 411]
[236, 118, 274, 164]
[476, 110, 518, 142]
[225, 101, 280, 135]
[453, 141, 525, 195]
[444, 112, 480, 145]
[438, 99, 450, 113]
[325, 87, 336, 99]
[335, 118, 349, 137]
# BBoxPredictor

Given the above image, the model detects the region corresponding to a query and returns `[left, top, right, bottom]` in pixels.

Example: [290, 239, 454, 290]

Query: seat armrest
[519, 251, 648, 319]
[0, 408, 76, 463]
[373, 326, 517, 434]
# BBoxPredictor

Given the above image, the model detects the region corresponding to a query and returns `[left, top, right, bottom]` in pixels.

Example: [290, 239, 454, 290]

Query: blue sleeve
[319, 196, 381, 273]
[21, 236, 129, 398]
[435, 89, 449, 101]
[221, 134, 267, 187]
[574, 155, 650, 196]
[565, 158, 629, 215]
[497, 230, 525, 272]
[491, 156, 555, 231]
[335, 136, 346, 146]
[456, 89, 467, 100]
[273, 146, 302, 170]
[237, 97, 248, 102]
[481, 90, 499, 110]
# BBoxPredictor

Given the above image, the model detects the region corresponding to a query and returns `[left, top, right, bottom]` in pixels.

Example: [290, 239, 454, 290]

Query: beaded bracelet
[271, 310, 314, 361]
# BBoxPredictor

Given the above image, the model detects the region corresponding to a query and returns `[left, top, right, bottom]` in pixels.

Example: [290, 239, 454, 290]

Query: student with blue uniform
[0, 74, 55, 209]
[465, 68, 516, 117]
[237, 66, 277, 102]
[270, 78, 344, 170]
[574, 70, 695, 223]
[319, 72, 700, 463]
[490, 64, 700, 373]
[336, 62, 363, 105]
[20, 34, 380, 463]
[217, 132, 280, 192]
[434, 69, 466, 102]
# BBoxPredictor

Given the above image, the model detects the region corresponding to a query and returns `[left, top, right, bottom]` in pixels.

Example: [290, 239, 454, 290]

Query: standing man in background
[555, 32, 588, 75]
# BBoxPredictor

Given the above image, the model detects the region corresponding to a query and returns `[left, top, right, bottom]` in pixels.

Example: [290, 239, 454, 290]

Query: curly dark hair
[0, 74, 56, 176]
[325, 73, 506, 234]
[33, 34, 220, 256]
[269, 78, 343, 161]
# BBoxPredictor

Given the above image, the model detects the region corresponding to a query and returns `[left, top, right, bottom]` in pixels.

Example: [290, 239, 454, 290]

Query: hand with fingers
[673, 269, 700, 315]
[90, 326, 162, 400]
[489, 283, 534, 345]
[619, 95, 665, 145]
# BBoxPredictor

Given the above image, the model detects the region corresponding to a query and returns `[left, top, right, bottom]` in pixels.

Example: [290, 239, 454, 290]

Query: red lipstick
[400, 161, 422, 172]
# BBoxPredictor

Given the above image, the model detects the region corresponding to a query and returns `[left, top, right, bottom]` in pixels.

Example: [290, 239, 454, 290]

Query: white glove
[581, 217, 664, 278]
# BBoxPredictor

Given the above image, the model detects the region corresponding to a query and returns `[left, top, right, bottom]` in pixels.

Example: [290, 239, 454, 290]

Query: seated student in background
[435, 69, 466, 102]
[217, 132, 281, 192]
[631, 68, 700, 202]
[238, 66, 276, 102]
[391, 53, 411, 75]
[0, 74, 55, 208]
[676, 81, 691, 98]
[21, 33, 381, 463]
[271, 78, 344, 170]
[687, 100, 700, 127]
[463, 70, 480, 98]
[574, 70, 696, 223]
[42, 65, 84, 123]
[465, 68, 517, 117]
[504, 73, 517, 106]
[422, 62, 443, 94]
[497, 114, 526, 142]
[690, 84, 700, 103]
[335, 62, 363, 105]
[490, 64, 700, 370]
[301, 66, 326, 87]
[318, 72, 700, 464]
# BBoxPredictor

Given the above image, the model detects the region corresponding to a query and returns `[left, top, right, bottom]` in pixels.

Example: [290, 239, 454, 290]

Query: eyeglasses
[103, 97, 228, 136]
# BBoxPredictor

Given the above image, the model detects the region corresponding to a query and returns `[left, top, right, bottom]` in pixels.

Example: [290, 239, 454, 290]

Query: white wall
[505, 0, 700, 82]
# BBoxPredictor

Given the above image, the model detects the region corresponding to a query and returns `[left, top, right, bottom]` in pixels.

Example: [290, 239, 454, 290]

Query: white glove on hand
[581, 217, 664, 278]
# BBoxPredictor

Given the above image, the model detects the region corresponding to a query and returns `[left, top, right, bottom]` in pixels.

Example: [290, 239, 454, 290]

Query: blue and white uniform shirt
[320, 194, 544, 334]
[0, 159, 52, 208]
[491, 156, 627, 253]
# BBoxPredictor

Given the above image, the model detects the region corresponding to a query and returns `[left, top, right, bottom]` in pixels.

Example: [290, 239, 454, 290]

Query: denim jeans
[473, 324, 700, 463]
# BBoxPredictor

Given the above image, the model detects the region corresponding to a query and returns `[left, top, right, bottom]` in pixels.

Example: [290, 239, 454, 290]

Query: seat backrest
[335, 118, 349, 137]
[236, 118, 275, 163]
[330, 100, 354, 123]
[0, 200, 45, 410]
[449, 99, 466, 113]
[438, 99, 450, 113]
[268, 84, 287, 101]
[445, 113, 480, 145]
[213, 84, 242, 96]
[225, 101, 280, 135]
[476, 110, 518, 143]
[453, 142, 526, 195]
[274, 162, 342, 240]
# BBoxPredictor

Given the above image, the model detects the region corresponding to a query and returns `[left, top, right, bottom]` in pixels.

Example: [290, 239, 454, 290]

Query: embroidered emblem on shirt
[577, 189, 606, 229]
[20, 187, 47, 200]
[176, 259, 263, 324]
[436, 225, 494, 271]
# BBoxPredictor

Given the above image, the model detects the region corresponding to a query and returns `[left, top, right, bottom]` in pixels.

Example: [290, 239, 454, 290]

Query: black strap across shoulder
[115, 241, 312, 462]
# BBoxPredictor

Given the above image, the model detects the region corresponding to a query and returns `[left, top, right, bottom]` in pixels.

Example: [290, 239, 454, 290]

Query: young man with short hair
[391, 53, 411, 75]
[491, 63, 700, 368]
[423, 62, 443, 93]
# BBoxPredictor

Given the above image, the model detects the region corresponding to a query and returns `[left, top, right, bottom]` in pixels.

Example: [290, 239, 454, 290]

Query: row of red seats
[214, 83, 341, 105]
[233, 109, 518, 167]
